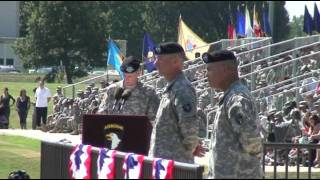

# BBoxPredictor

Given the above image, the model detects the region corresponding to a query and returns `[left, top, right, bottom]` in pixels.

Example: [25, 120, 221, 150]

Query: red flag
[228, 24, 235, 39]
[253, 5, 263, 37]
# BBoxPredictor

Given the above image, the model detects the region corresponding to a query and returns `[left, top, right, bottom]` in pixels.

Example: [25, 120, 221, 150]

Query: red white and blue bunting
[122, 153, 144, 179]
[97, 148, 117, 179]
[152, 158, 174, 179]
[69, 144, 92, 179]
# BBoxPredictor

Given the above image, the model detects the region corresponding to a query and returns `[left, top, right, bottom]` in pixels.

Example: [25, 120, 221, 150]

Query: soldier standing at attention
[148, 42, 200, 164]
[202, 50, 262, 179]
[98, 56, 159, 122]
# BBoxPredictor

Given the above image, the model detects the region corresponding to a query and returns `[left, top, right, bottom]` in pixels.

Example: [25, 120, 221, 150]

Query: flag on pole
[107, 39, 125, 79]
[253, 5, 263, 37]
[236, 7, 246, 37]
[314, 3, 320, 33]
[152, 158, 174, 179]
[227, 15, 235, 39]
[227, 23, 235, 39]
[69, 144, 92, 179]
[97, 149, 116, 179]
[262, 4, 272, 36]
[303, 5, 314, 35]
[245, 6, 253, 37]
[232, 27, 236, 40]
[122, 153, 144, 179]
[227, 10, 237, 47]
[143, 32, 157, 73]
[178, 15, 209, 60]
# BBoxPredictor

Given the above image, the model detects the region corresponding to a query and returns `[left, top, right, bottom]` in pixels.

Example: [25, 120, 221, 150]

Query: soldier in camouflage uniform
[98, 56, 159, 122]
[69, 102, 82, 135]
[88, 100, 99, 114]
[54, 86, 64, 99]
[74, 90, 84, 104]
[148, 42, 200, 164]
[274, 94, 285, 112]
[198, 89, 211, 110]
[155, 77, 166, 94]
[48, 98, 73, 133]
[202, 50, 262, 179]
[100, 80, 107, 90]
[80, 91, 91, 114]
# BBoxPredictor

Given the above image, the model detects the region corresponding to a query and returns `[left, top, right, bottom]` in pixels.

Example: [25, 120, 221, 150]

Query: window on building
[6, 59, 14, 65]
[0, 58, 4, 65]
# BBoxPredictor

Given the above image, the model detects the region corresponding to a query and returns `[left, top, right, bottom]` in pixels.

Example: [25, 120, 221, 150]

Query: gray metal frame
[262, 143, 320, 179]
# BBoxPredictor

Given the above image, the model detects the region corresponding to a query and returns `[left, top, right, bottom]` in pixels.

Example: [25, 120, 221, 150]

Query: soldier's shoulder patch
[182, 103, 192, 112]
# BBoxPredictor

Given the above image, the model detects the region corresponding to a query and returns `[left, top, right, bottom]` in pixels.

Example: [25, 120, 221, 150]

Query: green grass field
[0, 80, 104, 129]
[0, 135, 40, 179]
[0, 82, 66, 129]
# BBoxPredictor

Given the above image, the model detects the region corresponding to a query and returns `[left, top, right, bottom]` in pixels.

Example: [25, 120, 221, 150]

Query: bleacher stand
[55, 36, 320, 167]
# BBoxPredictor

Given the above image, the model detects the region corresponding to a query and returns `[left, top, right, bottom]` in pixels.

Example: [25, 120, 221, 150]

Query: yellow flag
[178, 16, 209, 60]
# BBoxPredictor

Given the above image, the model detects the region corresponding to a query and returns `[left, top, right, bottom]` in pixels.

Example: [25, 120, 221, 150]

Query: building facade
[0, 1, 21, 70]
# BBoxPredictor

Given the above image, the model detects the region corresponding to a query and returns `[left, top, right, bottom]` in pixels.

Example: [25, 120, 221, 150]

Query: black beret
[202, 50, 236, 64]
[120, 56, 140, 73]
[154, 42, 184, 55]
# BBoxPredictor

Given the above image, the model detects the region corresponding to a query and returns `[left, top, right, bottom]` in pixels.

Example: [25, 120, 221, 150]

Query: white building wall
[0, 1, 19, 37]
[0, 1, 21, 70]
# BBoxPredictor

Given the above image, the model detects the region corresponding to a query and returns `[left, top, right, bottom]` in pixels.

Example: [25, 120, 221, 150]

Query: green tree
[289, 15, 304, 38]
[272, 1, 290, 42]
[15, 1, 290, 82]
[14, 1, 110, 84]
[129, 1, 269, 56]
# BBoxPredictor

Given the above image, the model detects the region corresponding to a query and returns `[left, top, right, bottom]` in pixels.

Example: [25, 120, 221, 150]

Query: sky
[285, 1, 320, 21]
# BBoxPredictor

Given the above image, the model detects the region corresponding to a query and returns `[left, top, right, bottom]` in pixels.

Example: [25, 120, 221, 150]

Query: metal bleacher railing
[57, 36, 320, 179]
[138, 37, 271, 84]
[188, 36, 320, 94]
[61, 38, 270, 99]
[262, 143, 320, 179]
[204, 46, 320, 140]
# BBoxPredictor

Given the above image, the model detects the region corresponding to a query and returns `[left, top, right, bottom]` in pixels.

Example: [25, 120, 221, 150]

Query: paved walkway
[0, 129, 81, 145]
[1, 129, 320, 173]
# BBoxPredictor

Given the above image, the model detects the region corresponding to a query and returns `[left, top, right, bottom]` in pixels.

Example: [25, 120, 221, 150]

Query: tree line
[14, 1, 289, 83]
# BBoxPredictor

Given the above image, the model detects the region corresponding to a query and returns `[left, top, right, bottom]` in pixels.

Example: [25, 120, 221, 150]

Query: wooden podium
[82, 114, 153, 155]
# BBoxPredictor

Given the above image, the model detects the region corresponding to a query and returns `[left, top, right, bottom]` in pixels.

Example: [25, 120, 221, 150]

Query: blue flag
[314, 3, 320, 33]
[236, 8, 246, 37]
[107, 39, 124, 79]
[262, 6, 272, 36]
[143, 32, 157, 73]
[304, 5, 314, 35]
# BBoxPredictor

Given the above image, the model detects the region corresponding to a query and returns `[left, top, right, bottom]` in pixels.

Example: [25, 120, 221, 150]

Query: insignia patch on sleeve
[182, 103, 192, 112]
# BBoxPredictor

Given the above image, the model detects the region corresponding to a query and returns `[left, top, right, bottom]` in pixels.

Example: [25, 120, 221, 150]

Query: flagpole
[178, 14, 182, 43]
[141, 32, 145, 75]
[106, 36, 110, 83]
[268, 1, 274, 38]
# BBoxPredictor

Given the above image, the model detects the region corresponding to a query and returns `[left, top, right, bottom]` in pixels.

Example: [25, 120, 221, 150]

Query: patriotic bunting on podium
[97, 148, 117, 179]
[69, 144, 92, 179]
[122, 153, 144, 179]
[152, 158, 174, 179]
